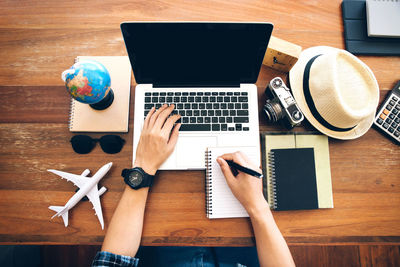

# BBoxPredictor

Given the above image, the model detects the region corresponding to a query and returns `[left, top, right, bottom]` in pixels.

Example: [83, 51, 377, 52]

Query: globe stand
[90, 89, 114, 110]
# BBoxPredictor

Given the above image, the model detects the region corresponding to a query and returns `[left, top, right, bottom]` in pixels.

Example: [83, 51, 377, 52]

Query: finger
[161, 114, 181, 137]
[143, 107, 155, 130]
[154, 104, 175, 130]
[148, 104, 168, 128]
[220, 151, 247, 165]
[216, 157, 237, 186]
[167, 123, 181, 150]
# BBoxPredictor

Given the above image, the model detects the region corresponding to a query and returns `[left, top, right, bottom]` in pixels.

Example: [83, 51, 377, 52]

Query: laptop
[121, 22, 273, 169]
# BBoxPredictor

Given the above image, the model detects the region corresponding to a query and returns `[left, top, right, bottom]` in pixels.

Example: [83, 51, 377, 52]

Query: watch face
[128, 171, 143, 187]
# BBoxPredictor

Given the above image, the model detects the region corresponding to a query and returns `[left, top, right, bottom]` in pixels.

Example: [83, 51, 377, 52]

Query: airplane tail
[49, 206, 69, 227]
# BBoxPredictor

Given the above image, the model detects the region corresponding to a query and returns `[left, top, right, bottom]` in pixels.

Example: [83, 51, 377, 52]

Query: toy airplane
[47, 162, 112, 229]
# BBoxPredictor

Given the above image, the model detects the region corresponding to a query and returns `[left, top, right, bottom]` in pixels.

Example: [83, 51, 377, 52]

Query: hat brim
[289, 46, 379, 140]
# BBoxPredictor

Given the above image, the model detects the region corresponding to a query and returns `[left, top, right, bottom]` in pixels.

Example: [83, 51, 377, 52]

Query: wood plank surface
[0, 0, 399, 246]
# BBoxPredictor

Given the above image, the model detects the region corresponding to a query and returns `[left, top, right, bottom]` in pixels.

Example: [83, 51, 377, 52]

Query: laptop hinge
[153, 83, 241, 88]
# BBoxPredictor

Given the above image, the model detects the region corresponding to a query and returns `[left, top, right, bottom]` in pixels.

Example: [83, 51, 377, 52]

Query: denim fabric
[93, 246, 260, 267]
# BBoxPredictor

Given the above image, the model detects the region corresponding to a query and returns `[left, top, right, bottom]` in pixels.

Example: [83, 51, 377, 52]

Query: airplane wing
[86, 184, 104, 229]
[48, 169, 91, 189]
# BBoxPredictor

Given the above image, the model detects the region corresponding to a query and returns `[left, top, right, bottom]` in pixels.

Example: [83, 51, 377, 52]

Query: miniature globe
[62, 60, 112, 105]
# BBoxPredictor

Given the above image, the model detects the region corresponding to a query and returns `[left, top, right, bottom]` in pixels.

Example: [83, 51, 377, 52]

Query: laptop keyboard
[143, 91, 250, 131]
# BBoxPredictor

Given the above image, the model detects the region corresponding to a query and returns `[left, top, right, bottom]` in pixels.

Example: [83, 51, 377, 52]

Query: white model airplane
[47, 162, 112, 229]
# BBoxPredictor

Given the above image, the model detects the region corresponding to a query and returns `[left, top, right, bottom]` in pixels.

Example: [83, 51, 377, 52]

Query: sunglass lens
[99, 135, 125, 154]
[70, 135, 95, 154]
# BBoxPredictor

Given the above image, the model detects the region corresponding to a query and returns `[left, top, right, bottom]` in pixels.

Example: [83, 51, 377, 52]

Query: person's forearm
[248, 204, 295, 267]
[101, 186, 149, 257]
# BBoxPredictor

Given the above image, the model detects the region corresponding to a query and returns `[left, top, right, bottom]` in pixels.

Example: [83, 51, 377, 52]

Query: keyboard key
[227, 92, 233, 96]
[224, 96, 230, 102]
[383, 109, 390, 115]
[376, 118, 384, 125]
[145, 104, 153, 109]
[235, 124, 242, 131]
[175, 92, 181, 96]
[152, 97, 159, 102]
[206, 103, 212, 109]
[389, 127, 395, 133]
[192, 103, 198, 109]
[217, 97, 223, 102]
[188, 97, 195, 102]
[197, 117, 203, 123]
[219, 92, 226, 96]
[145, 92, 151, 96]
[210, 96, 216, 102]
[222, 110, 229, 116]
[231, 97, 238, 102]
[390, 100, 396, 106]
[234, 92, 240, 96]
[201, 110, 207, 116]
[197, 92, 204, 96]
[238, 97, 248, 102]
[228, 127, 235, 131]
[182, 92, 188, 96]
[393, 109, 399, 115]
[228, 103, 234, 109]
[190, 117, 196, 123]
[159, 97, 166, 103]
[243, 127, 249, 131]
[181, 96, 187, 102]
[383, 122, 389, 129]
[215, 110, 222, 116]
[226, 117, 233, 123]
[234, 117, 249, 123]
[190, 92, 196, 96]
[184, 103, 191, 109]
[213, 103, 220, 109]
[386, 118, 392, 124]
[219, 117, 225, 123]
[145, 97, 151, 103]
[212, 124, 220, 131]
[389, 113, 395, 119]
[160, 92, 166, 96]
[221, 124, 227, 131]
[392, 122, 398, 128]
[194, 110, 200, 116]
[167, 92, 174, 96]
[199, 103, 205, 109]
[386, 105, 393, 110]
[212, 92, 218, 96]
[205, 117, 211, 123]
[221, 103, 227, 109]
[205, 92, 211, 96]
[180, 124, 211, 131]
[152, 92, 159, 96]
[241, 92, 248, 95]
[230, 110, 236, 116]
[195, 97, 202, 102]
[235, 103, 241, 109]
[237, 110, 249, 116]
[186, 110, 193, 116]
[179, 110, 185, 116]
[203, 96, 209, 102]
[183, 117, 189, 123]
[208, 110, 214, 116]
[166, 97, 172, 102]
[212, 117, 218, 123]
[242, 103, 248, 109]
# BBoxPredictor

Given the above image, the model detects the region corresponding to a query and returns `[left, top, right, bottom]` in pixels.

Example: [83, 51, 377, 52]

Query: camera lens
[263, 99, 283, 123]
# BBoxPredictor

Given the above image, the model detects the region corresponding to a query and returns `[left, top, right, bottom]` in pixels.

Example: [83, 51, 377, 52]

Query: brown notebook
[68, 56, 131, 132]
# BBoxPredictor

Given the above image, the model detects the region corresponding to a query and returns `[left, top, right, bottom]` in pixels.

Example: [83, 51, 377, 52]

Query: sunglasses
[70, 135, 125, 154]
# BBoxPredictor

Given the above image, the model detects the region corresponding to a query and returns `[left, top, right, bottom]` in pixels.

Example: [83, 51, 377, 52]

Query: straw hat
[289, 46, 380, 139]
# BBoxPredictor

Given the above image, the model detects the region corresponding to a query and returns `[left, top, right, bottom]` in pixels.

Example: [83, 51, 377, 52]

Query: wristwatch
[121, 167, 155, 190]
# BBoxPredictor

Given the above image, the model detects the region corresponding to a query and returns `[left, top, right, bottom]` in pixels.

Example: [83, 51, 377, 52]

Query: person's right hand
[217, 152, 269, 215]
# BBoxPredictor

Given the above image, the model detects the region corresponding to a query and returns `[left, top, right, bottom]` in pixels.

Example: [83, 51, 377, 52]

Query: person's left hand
[134, 104, 181, 175]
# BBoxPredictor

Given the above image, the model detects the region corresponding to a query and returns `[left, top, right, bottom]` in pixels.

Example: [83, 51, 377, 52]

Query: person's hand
[134, 104, 181, 175]
[217, 151, 269, 215]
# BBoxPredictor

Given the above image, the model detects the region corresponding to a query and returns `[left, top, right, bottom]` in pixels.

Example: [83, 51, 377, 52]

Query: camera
[263, 77, 304, 128]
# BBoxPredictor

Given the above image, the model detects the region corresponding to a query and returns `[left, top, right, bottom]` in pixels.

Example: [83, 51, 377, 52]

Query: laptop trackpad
[176, 136, 217, 168]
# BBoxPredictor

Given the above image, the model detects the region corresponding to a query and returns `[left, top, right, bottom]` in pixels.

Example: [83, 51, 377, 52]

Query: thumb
[217, 157, 236, 186]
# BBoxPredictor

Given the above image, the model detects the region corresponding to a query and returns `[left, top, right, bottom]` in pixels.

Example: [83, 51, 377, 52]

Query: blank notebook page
[206, 146, 260, 219]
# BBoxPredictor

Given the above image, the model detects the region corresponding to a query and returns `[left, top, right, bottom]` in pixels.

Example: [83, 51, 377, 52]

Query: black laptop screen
[121, 22, 273, 87]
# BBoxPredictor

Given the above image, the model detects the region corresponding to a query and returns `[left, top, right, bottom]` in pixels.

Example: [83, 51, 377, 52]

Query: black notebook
[269, 148, 318, 211]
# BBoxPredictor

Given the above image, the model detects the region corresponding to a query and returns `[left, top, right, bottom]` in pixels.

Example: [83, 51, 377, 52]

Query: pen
[226, 160, 263, 179]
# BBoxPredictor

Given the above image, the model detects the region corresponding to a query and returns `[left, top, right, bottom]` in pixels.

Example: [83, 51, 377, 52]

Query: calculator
[374, 80, 400, 144]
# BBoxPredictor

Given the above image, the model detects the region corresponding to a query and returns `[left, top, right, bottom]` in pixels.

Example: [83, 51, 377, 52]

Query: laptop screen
[121, 22, 273, 87]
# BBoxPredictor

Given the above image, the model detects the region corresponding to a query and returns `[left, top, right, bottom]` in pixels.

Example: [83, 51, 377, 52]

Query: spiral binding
[68, 57, 79, 131]
[205, 150, 213, 217]
[268, 151, 278, 209]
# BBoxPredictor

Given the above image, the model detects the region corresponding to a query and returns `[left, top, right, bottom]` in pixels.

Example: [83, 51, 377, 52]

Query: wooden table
[0, 0, 399, 246]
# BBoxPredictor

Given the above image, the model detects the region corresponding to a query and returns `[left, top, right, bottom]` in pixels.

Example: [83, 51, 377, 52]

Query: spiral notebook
[205, 146, 260, 219]
[261, 132, 333, 210]
[68, 56, 131, 132]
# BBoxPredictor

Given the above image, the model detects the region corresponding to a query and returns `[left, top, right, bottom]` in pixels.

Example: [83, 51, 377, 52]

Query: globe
[62, 60, 112, 106]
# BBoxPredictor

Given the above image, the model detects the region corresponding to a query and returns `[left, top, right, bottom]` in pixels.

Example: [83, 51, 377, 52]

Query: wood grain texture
[0, 0, 399, 246]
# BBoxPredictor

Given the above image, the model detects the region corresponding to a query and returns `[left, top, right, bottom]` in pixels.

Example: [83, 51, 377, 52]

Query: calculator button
[398, 125, 400, 131]
[393, 109, 399, 115]
[386, 118, 392, 124]
[396, 104, 400, 110]
[392, 122, 398, 128]
[389, 127, 395, 133]
[389, 113, 395, 119]
[395, 131, 400, 137]
[380, 113, 387, 120]
[383, 123, 390, 129]
[377, 118, 384, 125]
[387, 105, 393, 110]
[383, 109, 390, 115]
[396, 118, 400, 123]
[393, 96, 398, 101]
[390, 100, 396, 106]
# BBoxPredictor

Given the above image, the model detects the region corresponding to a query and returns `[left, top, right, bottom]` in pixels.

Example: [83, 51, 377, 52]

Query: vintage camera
[263, 77, 304, 128]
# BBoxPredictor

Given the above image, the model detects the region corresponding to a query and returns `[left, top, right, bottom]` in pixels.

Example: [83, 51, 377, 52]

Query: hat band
[303, 55, 356, 132]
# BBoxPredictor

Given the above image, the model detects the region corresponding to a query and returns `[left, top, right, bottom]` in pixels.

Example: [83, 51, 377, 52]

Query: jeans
[135, 246, 260, 267]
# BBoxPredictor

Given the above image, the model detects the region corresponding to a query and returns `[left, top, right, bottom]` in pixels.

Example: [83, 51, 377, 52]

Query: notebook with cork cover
[261, 132, 333, 210]
[68, 56, 131, 132]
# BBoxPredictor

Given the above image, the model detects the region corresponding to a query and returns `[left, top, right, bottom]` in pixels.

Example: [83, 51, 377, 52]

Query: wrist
[133, 160, 157, 175]
[246, 200, 271, 219]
